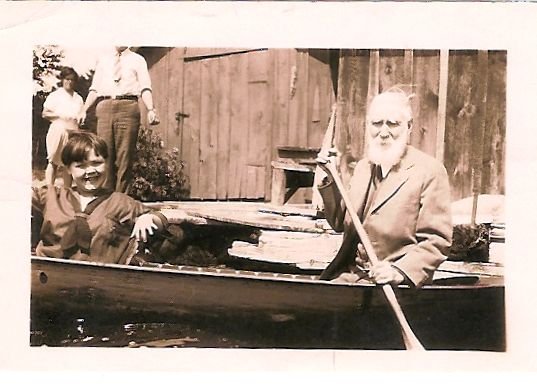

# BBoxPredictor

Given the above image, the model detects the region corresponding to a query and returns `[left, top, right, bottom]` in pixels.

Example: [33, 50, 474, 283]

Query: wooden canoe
[31, 256, 505, 350]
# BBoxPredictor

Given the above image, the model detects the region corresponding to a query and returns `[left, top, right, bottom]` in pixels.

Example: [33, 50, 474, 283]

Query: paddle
[317, 155, 425, 351]
[312, 103, 337, 211]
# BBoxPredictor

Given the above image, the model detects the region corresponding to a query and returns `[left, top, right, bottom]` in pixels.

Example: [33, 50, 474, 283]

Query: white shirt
[43, 88, 83, 130]
[89, 48, 152, 97]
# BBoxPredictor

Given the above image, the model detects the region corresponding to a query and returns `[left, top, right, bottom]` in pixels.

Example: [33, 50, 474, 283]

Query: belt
[97, 95, 138, 101]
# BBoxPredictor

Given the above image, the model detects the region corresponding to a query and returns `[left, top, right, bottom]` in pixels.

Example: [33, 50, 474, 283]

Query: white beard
[366, 134, 408, 170]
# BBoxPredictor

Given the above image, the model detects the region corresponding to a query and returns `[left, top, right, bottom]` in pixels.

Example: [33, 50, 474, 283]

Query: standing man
[318, 90, 452, 287]
[79, 46, 159, 193]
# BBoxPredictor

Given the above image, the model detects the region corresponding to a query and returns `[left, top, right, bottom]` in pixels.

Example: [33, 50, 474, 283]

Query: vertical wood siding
[148, 48, 335, 200]
[146, 48, 504, 202]
[336, 49, 506, 201]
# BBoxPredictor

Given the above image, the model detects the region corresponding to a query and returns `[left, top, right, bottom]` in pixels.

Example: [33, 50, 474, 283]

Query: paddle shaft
[312, 103, 337, 210]
[322, 159, 425, 351]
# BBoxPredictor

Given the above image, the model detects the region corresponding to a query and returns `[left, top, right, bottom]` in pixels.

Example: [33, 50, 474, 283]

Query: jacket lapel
[368, 148, 414, 215]
[348, 161, 373, 221]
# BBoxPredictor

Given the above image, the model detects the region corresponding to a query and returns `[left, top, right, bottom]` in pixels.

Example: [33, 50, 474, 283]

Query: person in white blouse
[78, 46, 159, 194]
[42, 66, 84, 187]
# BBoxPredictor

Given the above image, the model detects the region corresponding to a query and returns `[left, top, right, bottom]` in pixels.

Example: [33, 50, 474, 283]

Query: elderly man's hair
[368, 86, 415, 123]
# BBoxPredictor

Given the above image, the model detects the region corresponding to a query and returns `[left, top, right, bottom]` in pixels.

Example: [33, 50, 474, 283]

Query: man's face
[366, 93, 411, 167]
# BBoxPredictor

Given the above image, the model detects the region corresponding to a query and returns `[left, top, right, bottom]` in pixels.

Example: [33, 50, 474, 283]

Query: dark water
[30, 305, 413, 349]
[30, 302, 505, 351]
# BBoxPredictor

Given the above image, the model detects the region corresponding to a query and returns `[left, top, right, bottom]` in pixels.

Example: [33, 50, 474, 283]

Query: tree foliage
[33, 45, 64, 94]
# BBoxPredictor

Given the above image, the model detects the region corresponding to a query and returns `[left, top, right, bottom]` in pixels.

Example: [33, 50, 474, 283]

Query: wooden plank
[229, 52, 249, 199]
[367, 49, 380, 106]
[481, 51, 506, 195]
[182, 60, 202, 198]
[285, 50, 310, 203]
[307, 49, 336, 150]
[216, 55, 232, 200]
[288, 49, 309, 147]
[146, 49, 169, 142]
[272, 160, 315, 172]
[247, 50, 271, 199]
[184, 47, 265, 60]
[307, 50, 325, 148]
[443, 50, 478, 201]
[403, 49, 414, 85]
[265, 50, 276, 200]
[471, 51, 489, 203]
[297, 49, 309, 146]
[257, 166, 266, 200]
[166, 48, 185, 151]
[436, 49, 449, 162]
[273, 49, 291, 147]
[379, 49, 405, 92]
[159, 52, 170, 144]
[198, 58, 218, 199]
[410, 50, 440, 157]
[336, 49, 370, 163]
[245, 165, 257, 198]
[270, 167, 286, 205]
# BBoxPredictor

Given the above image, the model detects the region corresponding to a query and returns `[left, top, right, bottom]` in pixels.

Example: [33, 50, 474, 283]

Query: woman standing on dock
[42, 66, 84, 188]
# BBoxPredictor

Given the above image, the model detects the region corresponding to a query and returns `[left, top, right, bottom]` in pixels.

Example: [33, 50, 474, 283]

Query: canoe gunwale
[31, 256, 503, 290]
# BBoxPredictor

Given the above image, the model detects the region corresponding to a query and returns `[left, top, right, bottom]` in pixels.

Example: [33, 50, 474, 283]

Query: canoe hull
[31, 257, 505, 350]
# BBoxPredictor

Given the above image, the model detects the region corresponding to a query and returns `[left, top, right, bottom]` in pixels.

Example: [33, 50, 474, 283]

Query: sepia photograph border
[1, 1, 537, 383]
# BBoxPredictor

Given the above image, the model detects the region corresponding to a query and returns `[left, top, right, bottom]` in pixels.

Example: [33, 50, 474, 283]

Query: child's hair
[59, 66, 79, 82]
[61, 132, 108, 166]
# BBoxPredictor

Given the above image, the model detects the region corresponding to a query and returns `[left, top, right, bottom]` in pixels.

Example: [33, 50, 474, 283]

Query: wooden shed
[140, 47, 505, 203]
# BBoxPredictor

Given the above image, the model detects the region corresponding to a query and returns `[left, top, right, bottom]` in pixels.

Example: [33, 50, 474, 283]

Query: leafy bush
[131, 126, 190, 201]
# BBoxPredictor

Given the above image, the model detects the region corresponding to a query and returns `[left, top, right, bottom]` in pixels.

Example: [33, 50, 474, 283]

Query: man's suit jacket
[318, 146, 452, 287]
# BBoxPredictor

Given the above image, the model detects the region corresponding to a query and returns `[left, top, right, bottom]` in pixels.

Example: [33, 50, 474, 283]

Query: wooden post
[403, 49, 414, 86]
[271, 166, 286, 206]
[471, 50, 489, 225]
[436, 50, 449, 162]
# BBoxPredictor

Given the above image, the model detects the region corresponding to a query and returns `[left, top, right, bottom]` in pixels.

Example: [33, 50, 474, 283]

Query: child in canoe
[33, 131, 169, 264]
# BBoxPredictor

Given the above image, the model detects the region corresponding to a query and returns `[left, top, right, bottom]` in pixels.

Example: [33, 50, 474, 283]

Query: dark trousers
[95, 99, 140, 193]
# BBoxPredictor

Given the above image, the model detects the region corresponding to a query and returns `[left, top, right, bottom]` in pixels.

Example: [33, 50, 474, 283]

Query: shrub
[131, 126, 190, 201]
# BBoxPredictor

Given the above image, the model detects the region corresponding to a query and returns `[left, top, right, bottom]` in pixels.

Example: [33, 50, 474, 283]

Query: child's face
[68, 149, 107, 194]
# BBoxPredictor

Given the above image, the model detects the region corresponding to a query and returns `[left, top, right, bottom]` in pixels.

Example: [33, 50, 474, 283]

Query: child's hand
[131, 213, 159, 242]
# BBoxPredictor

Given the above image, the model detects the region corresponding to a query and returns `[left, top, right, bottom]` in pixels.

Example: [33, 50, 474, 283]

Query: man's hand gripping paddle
[316, 154, 425, 351]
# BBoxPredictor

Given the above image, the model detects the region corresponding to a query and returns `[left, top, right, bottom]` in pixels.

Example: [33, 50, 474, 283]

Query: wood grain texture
[287, 49, 309, 147]
[379, 49, 405, 92]
[336, 49, 370, 161]
[247, 50, 271, 198]
[471, 51, 489, 196]
[272, 49, 291, 148]
[216, 55, 232, 200]
[229, 52, 249, 199]
[144, 48, 169, 142]
[198, 58, 218, 199]
[410, 50, 440, 157]
[482, 51, 506, 195]
[166, 48, 185, 151]
[444, 50, 478, 201]
[307, 50, 328, 148]
[182, 59, 202, 198]
[436, 50, 449, 162]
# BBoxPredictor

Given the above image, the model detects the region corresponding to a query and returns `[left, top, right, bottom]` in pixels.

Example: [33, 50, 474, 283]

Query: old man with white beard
[317, 90, 452, 287]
